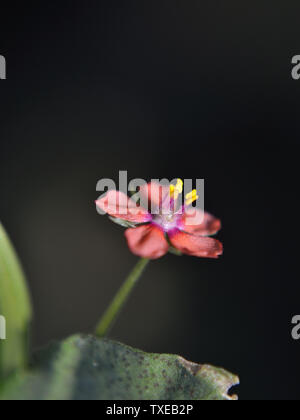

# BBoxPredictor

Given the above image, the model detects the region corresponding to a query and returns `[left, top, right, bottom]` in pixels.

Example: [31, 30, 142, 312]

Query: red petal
[169, 230, 223, 259]
[139, 182, 170, 213]
[180, 208, 221, 236]
[125, 225, 169, 260]
[96, 191, 151, 223]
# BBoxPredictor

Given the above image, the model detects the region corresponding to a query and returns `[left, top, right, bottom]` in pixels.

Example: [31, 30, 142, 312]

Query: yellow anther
[175, 179, 183, 193]
[185, 189, 199, 205]
[170, 179, 183, 199]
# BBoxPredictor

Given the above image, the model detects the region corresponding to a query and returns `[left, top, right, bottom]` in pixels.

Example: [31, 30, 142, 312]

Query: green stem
[95, 258, 150, 337]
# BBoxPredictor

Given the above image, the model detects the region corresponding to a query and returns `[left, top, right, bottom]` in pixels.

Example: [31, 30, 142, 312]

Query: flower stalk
[95, 258, 150, 337]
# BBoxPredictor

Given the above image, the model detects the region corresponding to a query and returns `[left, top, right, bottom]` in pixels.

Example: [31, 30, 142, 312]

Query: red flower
[96, 180, 223, 260]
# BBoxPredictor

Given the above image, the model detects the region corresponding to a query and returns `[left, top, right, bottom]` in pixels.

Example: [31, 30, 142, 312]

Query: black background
[1, 1, 300, 400]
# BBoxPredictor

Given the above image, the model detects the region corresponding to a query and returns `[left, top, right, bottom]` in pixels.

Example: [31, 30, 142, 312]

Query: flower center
[150, 179, 200, 232]
[152, 213, 179, 232]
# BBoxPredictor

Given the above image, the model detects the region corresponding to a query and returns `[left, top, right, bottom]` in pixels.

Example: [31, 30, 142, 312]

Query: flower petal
[180, 208, 221, 236]
[96, 191, 152, 224]
[125, 225, 169, 260]
[139, 182, 170, 213]
[169, 230, 223, 258]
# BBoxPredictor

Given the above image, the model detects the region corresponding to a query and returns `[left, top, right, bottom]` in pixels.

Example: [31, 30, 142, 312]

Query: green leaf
[168, 246, 183, 256]
[0, 335, 239, 400]
[0, 223, 32, 381]
[109, 216, 137, 228]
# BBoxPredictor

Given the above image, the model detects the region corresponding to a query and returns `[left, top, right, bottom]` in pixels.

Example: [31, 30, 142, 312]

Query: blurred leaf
[109, 216, 137, 228]
[0, 335, 239, 400]
[0, 223, 32, 381]
[168, 246, 183, 256]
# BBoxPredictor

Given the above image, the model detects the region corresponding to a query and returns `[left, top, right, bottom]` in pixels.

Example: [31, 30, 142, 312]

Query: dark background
[0, 1, 299, 400]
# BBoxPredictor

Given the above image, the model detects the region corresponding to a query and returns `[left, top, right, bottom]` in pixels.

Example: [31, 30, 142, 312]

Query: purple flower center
[152, 212, 182, 233]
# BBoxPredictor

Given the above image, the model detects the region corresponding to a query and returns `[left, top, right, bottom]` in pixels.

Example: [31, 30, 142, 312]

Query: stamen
[185, 189, 199, 206]
[170, 179, 183, 200]
[175, 179, 183, 193]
